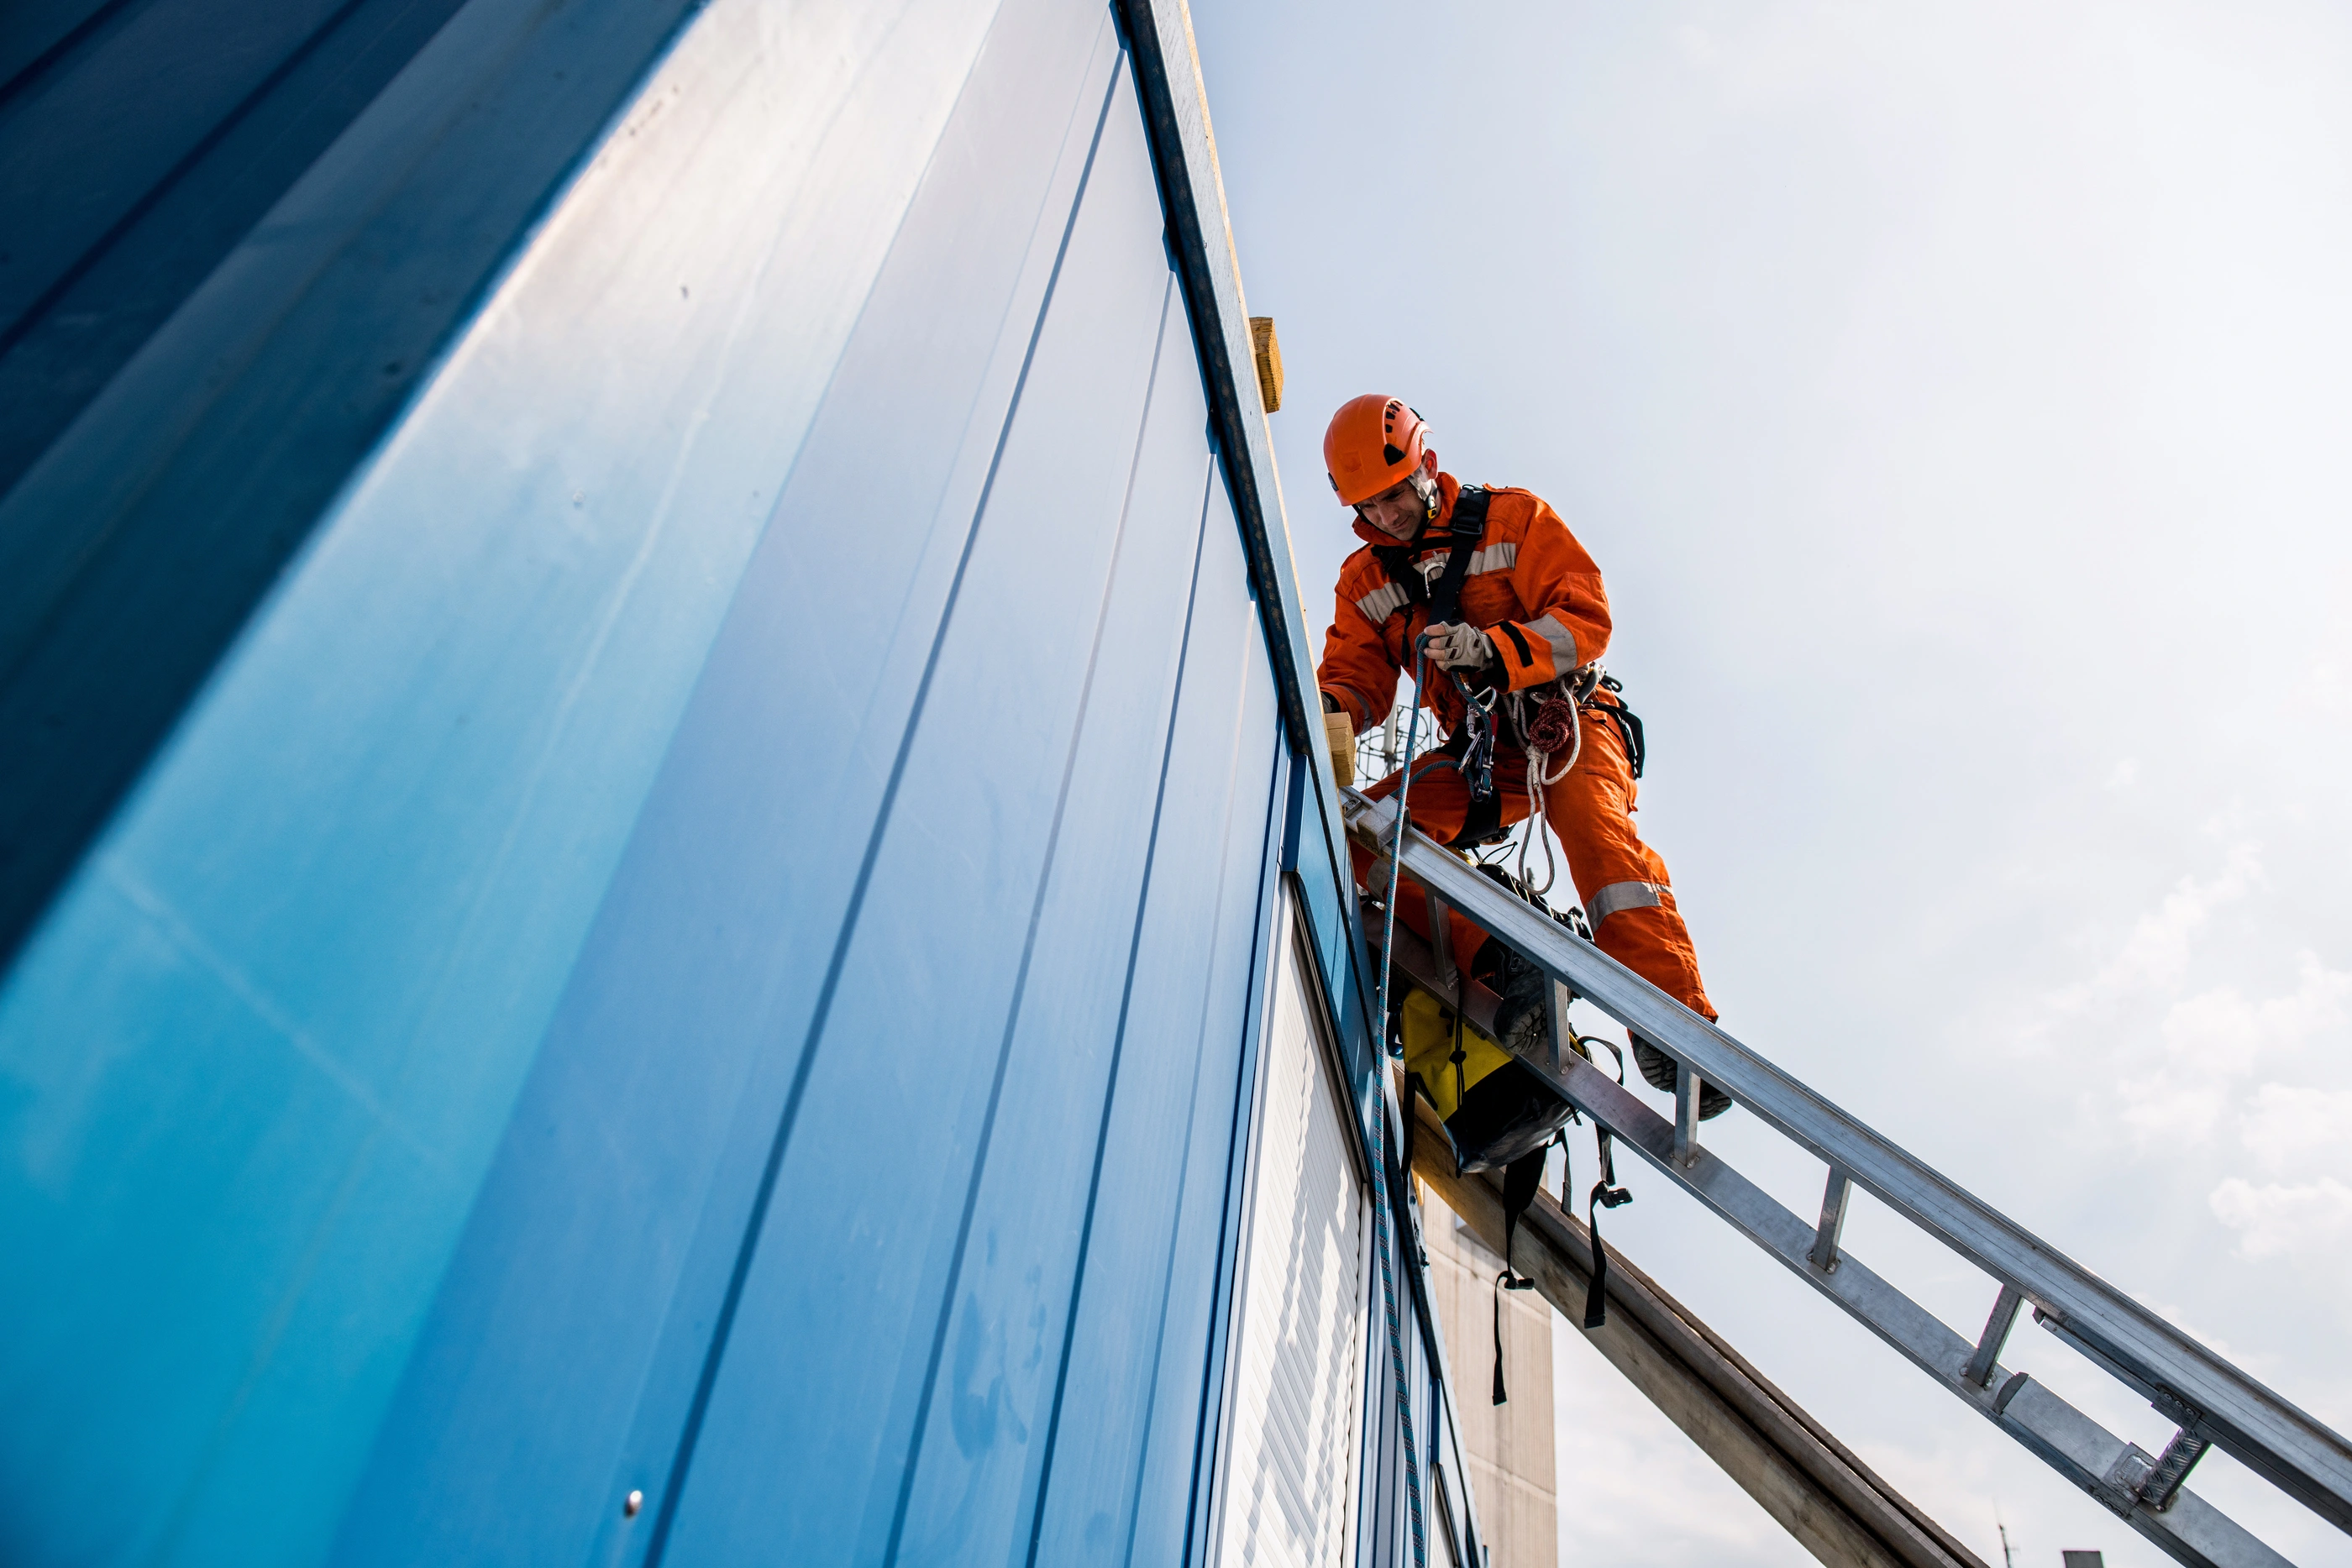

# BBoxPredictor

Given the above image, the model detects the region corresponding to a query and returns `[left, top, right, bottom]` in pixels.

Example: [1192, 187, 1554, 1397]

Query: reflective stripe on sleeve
[1355, 582, 1410, 625]
[1586, 880, 1664, 926]
[1467, 542, 1517, 575]
[1526, 613, 1578, 670]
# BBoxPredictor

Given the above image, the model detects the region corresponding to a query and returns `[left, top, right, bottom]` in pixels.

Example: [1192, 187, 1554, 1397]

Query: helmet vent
[1382, 443, 1406, 465]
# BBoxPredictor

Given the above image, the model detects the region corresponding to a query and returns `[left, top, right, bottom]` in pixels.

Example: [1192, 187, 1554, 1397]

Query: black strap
[1425, 485, 1489, 627]
[1448, 1009, 1467, 1114]
[1582, 1130, 1634, 1329]
[1402, 1072, 1424, 1187]
[1490, 1143, 1548, 1404]
[1594, 678, 1646, 780]
[1401, 1072, 1430, 1266]
[1369, 485, 1490, 624]
[1371, 490, 1502, 805]
[1491, 1283, 1508, 1408]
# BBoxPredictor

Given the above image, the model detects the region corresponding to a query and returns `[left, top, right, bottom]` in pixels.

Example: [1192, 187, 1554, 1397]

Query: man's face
[1353, 457, 1436, 541]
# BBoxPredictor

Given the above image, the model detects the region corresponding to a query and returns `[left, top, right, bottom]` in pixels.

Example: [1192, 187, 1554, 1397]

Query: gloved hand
[1424, 621, 1495, 672]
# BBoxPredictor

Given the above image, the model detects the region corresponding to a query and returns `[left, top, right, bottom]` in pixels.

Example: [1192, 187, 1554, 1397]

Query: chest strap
[1370, 485, 1491, 627]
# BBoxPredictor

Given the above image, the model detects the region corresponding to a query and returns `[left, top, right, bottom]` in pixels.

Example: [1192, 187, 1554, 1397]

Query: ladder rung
[1964, 1286, 2024, 1389]
[1673, 1069, 1704, 1166]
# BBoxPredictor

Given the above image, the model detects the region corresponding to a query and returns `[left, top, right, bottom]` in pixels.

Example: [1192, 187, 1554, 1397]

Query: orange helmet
[1324, 394, 1428, 506]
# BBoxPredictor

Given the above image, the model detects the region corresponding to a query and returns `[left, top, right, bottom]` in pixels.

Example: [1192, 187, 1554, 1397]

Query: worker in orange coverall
[1316, 393, 1729, 1118]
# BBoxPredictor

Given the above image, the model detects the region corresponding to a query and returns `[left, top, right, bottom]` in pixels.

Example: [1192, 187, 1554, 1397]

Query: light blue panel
[1026, 467, 1288, 1565]
[649, 62, 1181, 1568]
[883, 282, 1205, 1565]
[325, 4, 1125, 1565]
[1290, 771, 1381, 1118]
[0, 0, 1018, 1563]
[1123, 476, 1289, 1568]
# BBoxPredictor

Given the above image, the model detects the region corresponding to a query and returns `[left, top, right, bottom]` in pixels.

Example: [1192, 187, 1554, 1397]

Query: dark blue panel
[0, 0, 350, 332]
[0, 0, 113, 93]
[646, 61, 1187, 1568]
[0, 0, 474, 492]
[1026, 470, 1285, 1566]
[322, 5, 1128, 1565]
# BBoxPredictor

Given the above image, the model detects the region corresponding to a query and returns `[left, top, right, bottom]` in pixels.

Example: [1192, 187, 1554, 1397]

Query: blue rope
[1372, 644, 1431, 1047]
[1372, 1088, 1428, 1567]
[1370, 642, 1432, 1566]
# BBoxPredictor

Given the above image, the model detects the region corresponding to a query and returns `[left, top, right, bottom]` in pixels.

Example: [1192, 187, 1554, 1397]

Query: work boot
[1631, 1036, 1732, 1120]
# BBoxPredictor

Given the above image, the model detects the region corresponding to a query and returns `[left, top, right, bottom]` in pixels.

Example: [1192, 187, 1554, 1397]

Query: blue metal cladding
[0, 0, 1377, 1565]
[0, 0, 718, 961]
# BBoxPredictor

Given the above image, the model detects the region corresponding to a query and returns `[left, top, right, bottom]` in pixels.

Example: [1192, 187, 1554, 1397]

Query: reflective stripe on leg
[1586, 879, 1664, 925]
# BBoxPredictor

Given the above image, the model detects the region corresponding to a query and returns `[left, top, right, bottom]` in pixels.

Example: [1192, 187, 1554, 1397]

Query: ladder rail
[1344, 789, 2352, 1561]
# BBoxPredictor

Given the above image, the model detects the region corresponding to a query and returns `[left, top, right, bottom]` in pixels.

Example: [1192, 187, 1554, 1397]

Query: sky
[1184, 3, 2352, 1565]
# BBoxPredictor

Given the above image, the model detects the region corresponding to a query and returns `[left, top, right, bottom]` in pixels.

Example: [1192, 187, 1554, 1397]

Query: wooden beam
[1410, 1093, 1987, 1568]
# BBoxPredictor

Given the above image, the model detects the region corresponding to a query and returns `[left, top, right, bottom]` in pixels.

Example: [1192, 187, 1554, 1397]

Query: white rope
[1513, 683, 1583, 897]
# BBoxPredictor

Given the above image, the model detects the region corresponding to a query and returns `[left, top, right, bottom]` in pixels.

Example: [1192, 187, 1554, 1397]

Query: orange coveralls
[1320, 472, 1716, 1021]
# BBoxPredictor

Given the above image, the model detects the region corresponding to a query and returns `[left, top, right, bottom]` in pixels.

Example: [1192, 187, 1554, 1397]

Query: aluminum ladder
[1343, 787, 2352, 1568]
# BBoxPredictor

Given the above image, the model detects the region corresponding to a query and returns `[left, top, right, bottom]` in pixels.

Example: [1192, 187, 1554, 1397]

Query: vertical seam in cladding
[1017, 278, 1183, 1566]
[638, 53, 1125, 1568]
[878, 61, 1144, 1563]
[1179, 679, 1289, 1568]
[0, 0, 377, 356]
[693, 0, 995, 617]
[1111, 457, 1217, 1568]
[399, 0, 972, 1106]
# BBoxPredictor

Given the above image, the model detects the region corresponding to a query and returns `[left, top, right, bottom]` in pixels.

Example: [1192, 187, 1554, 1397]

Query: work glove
[1321, 697, 1357, 788]
[1424, 621, 1495, 672]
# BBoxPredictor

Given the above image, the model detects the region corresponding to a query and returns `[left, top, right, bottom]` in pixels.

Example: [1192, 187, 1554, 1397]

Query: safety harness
[1372, 487, 1501, 803]
[1368, 485, 1650, 819]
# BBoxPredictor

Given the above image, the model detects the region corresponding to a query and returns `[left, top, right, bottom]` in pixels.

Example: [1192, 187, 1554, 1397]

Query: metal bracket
[1809, 1166, 1853, 1274]
[2143, 1429, 2213, 1514]
[1541, 978, 1572, 1078]
[2104, 1445, 2160, 1516]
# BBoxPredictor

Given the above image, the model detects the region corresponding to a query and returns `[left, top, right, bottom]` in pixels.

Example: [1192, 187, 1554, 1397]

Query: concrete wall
[1420, 1182, 1563, 1568]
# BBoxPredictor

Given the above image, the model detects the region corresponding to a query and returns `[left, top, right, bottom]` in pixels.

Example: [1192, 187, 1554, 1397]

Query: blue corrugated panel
[0, 0, 711, 962]
[0, 0, 1401, 1564]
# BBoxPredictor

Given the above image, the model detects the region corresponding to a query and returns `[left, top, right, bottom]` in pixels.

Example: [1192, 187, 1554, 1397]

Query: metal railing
[1344, 787, 2352, 1568]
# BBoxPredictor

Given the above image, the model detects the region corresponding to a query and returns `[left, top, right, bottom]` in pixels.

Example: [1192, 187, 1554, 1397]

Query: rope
[1372, 1089, 1429, 1567]
[1513, 678, 1583, 896]
[1372, 644, 1431, 1056]
[1370, 639, 1435, 1566]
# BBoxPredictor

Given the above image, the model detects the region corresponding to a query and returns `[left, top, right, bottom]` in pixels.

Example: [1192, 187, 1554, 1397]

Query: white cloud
[2054, 842, 2260, 1009]
[2210, 1177, 2352, 1261]
[2237, 1083, 2352, 1177]
[2116, 951, 2350, 1145]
